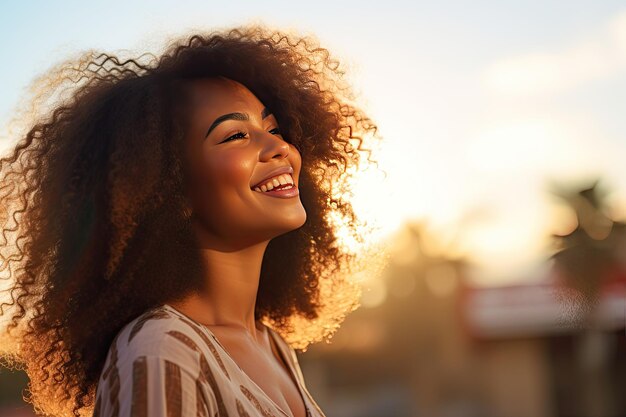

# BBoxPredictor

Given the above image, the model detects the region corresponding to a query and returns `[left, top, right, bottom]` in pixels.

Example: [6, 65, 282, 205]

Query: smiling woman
[0, 23, 381, 417]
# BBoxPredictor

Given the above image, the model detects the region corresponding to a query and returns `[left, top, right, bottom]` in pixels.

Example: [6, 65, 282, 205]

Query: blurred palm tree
[549, 179, 626, 312]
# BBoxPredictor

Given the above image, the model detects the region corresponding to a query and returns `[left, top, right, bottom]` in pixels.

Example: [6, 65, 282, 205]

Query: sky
[1, 0, 625, 286]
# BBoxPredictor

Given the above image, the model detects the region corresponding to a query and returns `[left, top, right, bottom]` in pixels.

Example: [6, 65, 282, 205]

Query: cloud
[483, 11, 626, 96]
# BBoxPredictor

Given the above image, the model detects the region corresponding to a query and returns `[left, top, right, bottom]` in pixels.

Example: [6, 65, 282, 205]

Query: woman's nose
[258, 130, 289, 161]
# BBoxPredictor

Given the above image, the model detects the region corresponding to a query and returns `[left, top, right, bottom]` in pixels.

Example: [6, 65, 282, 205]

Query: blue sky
[1, 1, 625, 285]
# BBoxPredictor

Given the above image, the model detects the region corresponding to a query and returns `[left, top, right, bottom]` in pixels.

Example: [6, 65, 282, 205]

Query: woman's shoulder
[104, 304, 211, 373]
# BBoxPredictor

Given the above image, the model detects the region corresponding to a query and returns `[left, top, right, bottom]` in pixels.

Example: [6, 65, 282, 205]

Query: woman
[0, 24, 380, 417]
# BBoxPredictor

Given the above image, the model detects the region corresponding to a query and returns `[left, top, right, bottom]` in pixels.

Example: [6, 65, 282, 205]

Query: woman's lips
[252, 183, 299, 199]
[251, 167, 294, 189]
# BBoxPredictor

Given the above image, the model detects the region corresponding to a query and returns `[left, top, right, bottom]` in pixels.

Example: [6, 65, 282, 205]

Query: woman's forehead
[185, 77, 260, 108]
[182, 77, 270, 131]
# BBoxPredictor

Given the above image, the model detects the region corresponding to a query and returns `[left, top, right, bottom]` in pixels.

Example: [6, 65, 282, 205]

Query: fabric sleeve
[94, 353, 218, 417]
[286, 344, 309, 389]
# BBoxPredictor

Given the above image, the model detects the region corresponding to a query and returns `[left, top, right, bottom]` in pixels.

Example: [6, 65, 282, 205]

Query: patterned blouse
[93, 303, 326, 417]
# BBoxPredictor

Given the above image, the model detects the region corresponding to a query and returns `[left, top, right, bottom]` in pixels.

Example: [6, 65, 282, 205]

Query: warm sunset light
[1, 2, 625, 416]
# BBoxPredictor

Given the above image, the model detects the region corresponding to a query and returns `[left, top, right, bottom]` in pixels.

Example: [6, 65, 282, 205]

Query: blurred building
[461, 267, 626, 417]
[298, 234, 626, 417]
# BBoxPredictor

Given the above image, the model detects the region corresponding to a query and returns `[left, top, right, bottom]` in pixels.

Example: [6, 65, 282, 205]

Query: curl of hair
[0, 23, 382, 417]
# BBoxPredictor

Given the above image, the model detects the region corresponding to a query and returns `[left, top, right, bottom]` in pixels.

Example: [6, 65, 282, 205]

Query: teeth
[252, 173, 295, 193]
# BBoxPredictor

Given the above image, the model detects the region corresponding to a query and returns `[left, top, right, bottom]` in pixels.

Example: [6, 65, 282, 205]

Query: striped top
[93, 303, 326, 417]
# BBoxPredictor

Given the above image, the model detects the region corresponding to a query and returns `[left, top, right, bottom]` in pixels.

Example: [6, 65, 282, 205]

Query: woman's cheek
[203, 149, 254, 191]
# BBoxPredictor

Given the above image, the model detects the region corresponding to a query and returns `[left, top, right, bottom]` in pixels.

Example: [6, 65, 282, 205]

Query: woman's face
[181, 77, 307, 248]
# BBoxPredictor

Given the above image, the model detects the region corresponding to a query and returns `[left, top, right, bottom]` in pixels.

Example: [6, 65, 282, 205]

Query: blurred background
[1, 1, 625, 416]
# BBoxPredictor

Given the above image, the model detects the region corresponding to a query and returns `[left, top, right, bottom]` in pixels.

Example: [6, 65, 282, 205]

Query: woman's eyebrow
[204, 106, 272, 139]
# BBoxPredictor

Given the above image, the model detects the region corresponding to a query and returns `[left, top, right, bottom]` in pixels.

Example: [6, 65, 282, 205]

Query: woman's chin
[266, 210, 307, 237]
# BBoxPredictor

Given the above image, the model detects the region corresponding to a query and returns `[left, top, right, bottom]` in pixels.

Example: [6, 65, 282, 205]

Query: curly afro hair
[0, 23, 382, 417]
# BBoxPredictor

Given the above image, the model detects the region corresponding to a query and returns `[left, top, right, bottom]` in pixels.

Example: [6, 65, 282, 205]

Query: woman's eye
[221, 131, 248, 143]
[220, 128, 281, 144]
